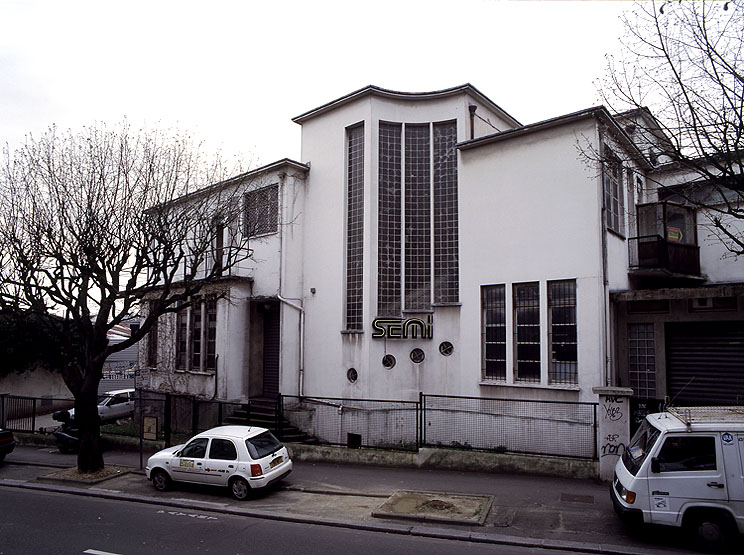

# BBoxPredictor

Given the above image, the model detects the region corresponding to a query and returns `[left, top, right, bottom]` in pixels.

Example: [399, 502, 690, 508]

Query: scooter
[52, 410, 80, 453]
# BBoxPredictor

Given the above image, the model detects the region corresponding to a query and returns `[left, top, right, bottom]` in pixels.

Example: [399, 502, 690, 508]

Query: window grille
[514, 282, 540, 383]
[628, 323, 656, 398]
[482, 285, 506, 380]
[548, 280, 577, 384]
[346, 124, 364, 330]
[244, 184, 278, 237]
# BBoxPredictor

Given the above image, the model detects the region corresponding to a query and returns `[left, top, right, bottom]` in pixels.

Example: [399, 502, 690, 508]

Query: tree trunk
[74, 369, 105, 472]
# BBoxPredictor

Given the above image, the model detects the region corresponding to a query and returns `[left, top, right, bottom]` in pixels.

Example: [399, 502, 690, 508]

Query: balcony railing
[628, 235, 701, 277]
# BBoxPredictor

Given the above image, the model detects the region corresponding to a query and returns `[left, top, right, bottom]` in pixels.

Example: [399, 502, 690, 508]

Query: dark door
[262, 303, 281, 398]
[666, 321, 744, 405]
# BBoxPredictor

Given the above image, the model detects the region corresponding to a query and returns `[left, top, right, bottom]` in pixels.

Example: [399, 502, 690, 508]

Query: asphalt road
[0, 487, 580, 555]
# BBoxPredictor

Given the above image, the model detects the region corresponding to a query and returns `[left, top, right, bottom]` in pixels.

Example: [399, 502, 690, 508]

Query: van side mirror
[651, 457, 660, 474]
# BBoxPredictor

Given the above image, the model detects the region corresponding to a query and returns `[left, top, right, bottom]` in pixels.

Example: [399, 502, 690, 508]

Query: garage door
[666, 321, 744, 405]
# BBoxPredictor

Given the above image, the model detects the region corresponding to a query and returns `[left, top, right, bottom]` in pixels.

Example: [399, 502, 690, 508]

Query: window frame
[513, 282, 541, 384]
[175, 296, 217, 373]
[603, 149, 625, 236]
[548, 279, 577, 385]
[481, 284, 507, 381]
[244, 184, 279, 238]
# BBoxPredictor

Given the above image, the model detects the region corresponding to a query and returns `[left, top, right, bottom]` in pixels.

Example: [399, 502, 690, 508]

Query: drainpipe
[598, 130, 611, 387]
[468, 105, 477, 139]
[278, 295, 305, 397]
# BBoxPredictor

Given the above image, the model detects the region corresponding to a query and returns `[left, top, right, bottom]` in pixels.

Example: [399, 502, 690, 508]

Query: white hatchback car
[146, 425, 292, 500]
[68, 388, 135, 423]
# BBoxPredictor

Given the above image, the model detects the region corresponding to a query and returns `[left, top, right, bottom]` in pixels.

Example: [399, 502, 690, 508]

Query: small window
[439, 341, 454, 356]
[347, 367, 358, 383]
[209, 438, 238, 461]
[245, 431, 283, 460]
[410, 348, 425, 363]
[180, 438, 209, 459]
[382, 354, 396, 369]
[244, 184, 279, 237]
[603, 150, 625, 235]
[656, 436, 717, 472]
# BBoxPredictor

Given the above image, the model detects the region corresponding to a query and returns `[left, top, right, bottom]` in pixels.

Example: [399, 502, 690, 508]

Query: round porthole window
[410, 348, 425, 364]
[439, 341, 454, 356]
[382, 354, 396, 369]
[346, 368, 358, 383]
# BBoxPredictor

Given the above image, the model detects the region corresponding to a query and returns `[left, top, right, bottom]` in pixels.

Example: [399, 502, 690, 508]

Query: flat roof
[292, 84, 521, 127]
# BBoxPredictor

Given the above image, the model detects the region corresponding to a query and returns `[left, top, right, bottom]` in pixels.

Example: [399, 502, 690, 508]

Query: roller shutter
[262, 303, 281, 398]
[666, 321, 744, 405]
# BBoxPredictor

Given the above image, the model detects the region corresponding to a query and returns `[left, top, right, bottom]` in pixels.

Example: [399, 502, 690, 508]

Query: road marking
[157, 509, 218, 520]
[84, 550, 123, 555]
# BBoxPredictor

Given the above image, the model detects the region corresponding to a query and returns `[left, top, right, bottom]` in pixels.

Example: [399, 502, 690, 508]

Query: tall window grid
[628, 323, 656, 398]
[513, 282, 540, 383]
[244, 184, 279, 237]
[603, 150, 624, 235]
[346, 124, 365, 330]
[377, 121, 459, 315]
[433, 121, 459, 304]
[482, 285, 506, 380]
[176, 297, 217, 372]
[377, 123, 402, 316]
[548, 280, 577, 384]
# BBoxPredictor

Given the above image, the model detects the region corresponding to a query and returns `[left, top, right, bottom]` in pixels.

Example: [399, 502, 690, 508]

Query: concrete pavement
[0, 442, 710, 554]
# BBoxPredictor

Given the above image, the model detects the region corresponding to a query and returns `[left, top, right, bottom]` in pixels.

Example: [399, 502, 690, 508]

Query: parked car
[0, 428, 15, 462]
[146, 425, 292, 500]
[68, 388, 135, 423]
[611, 406, 744, 552]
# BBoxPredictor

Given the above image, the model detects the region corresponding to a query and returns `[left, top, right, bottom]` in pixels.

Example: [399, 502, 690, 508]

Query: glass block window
[603, 150, 624, 235]
[433, 121, 459, 304]
[514, 282, 540, 383]
[244, 184, 279, 237]
[346, 124, 365, 330]
[377, 122, 402, 316]
[482, 285, 506, 380]
[628, 323, 656, 398]
[548, 280, 577, 384]
[404, 124, 431, 311]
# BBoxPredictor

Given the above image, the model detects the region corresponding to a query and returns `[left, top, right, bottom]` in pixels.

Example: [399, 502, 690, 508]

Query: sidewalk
[1, 443, 701, 555]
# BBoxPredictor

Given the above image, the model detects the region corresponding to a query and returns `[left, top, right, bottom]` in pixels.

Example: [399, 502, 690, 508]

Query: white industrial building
[141, 84, 744, 415]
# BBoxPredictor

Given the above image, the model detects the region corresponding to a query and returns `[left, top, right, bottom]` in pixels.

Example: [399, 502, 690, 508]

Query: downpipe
[278, 295, 305, 397]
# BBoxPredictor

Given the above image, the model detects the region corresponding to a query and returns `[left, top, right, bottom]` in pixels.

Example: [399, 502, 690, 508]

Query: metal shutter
[262, 303, 281, 398]
[666, 321, 744, 405]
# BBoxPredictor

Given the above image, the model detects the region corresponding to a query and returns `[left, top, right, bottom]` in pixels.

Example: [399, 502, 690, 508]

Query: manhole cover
[372, 490, 493, 526]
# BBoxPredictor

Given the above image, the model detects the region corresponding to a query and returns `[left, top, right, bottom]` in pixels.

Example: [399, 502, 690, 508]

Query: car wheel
[151, 469, 171, 492]
[229, 477, 251, 501]
[689, 511, 733, 553]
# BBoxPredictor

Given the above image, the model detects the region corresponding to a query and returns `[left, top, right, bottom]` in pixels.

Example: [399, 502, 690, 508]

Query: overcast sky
[1, 0, 633, 168]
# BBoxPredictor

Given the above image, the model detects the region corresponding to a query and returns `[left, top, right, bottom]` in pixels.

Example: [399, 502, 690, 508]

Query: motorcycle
[52, 410, 80, 453]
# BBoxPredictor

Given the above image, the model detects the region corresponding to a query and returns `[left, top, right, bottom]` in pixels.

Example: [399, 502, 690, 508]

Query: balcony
[629, 235, 701, 278]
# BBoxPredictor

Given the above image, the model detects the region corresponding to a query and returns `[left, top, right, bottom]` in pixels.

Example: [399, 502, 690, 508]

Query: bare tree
[0, 122, 254, 472]
[599, 0, 744, 255]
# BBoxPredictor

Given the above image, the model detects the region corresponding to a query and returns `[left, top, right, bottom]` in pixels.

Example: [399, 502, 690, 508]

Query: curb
[0, 478, 659, 555]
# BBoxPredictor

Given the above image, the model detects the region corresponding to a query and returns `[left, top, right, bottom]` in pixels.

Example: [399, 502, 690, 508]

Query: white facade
[143, 84, 744, 413]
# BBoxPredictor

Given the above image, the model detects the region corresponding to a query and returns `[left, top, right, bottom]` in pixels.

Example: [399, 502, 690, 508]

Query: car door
[108, 392, 131, 420]
[171, 437, 209, 483]
[646, 434, 727, 525]
[203, 437, 239, 485]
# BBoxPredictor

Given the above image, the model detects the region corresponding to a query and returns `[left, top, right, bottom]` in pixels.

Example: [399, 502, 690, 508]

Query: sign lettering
[372, 315, 433, 339]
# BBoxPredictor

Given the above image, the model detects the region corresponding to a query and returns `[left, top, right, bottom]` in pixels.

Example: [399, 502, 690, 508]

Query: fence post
[0, 394, 6, 428]
[192, 396, 199, 435]
[32, 398, 37, 433]
[593, 386, 634, 481]
[276, 394, 283, 439]
[420, 392, 426, 447]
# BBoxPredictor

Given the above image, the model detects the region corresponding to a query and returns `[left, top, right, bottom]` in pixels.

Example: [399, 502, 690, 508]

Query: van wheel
[230, 477, 251, 500]
[688, 511, 733, 553]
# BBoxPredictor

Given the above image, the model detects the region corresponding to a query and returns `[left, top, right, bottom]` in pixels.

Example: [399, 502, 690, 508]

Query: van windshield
[622, 419, 660, 476]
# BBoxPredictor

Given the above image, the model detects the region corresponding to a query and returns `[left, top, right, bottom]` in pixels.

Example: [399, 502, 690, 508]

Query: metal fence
[421, 394, 597, 459]
[280, 395, 420, 451]
[3, 390, 599, 460]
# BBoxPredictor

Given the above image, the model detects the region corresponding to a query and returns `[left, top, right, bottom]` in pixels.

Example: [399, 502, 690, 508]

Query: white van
[612, 407, 744, 551]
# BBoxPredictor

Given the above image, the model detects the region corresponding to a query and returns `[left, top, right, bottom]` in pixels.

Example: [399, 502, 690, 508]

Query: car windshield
[245, 431, 283, 459]
[97, 395, 112, 405]
[621, 419, 661, 476]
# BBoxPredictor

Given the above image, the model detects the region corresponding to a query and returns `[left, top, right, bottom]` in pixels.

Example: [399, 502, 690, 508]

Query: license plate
[270, 456, 283, 468]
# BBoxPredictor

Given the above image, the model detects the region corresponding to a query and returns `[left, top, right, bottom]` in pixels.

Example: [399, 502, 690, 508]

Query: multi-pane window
[346, 124, 364, 330]
[146, 305, 159, 368]
[176, 297, 217, 372]
[482, 285, 506, 380]
[548, 280, 577, 384]
[433, 121, 459, 304]
[603, 150, 624, 235]
[378, 123, 402, 317]
[628, 323, 656, 398]
[244, 184, 278, 237]
[378, 120, 459, 315]
[405, 124, 431, 311]
[513, 282, 540, 383]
